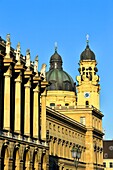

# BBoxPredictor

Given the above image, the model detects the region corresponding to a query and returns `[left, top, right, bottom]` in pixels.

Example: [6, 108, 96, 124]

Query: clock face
[84, 92, 90, 98]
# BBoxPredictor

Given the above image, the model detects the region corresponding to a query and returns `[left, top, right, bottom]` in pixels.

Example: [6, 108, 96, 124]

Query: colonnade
[0, 34, 48, 141]
[0, 34, 49, 169]
[49, 136, 86, 170]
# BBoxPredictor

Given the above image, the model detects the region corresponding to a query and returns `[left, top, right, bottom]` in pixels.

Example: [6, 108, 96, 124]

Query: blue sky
[0, 0, 113, 139]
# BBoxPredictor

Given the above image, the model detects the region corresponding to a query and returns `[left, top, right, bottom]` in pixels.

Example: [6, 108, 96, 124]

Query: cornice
[46, 106, 86, 133]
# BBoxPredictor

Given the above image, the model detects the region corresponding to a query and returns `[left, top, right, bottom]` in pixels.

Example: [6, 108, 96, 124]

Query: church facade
[46, 39, 104, 170]
[0, 34, 104, 170]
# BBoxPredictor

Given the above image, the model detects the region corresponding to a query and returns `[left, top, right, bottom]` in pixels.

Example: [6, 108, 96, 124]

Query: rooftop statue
[15, 42, 21, 64]
[34, 55, 39, 75]
[26, 49, 31, 70]
[40, 63, 46, 81]
[5, 34, 11, 58]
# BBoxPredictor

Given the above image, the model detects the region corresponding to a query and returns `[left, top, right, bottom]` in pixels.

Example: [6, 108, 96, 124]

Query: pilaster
[19, 161, 24, 170]
[8, 159, 13, 170]
[33, 76, 41, 139]
[14, 66, 23, 133]
[53, 137, 57, 156]
[41, 81, 48, 141]
[3, 60, 13, 131]
[24, 71, 32, 136]
[85, 129, 94, 170]
[3, 34, 13, 131]
[58, 138, 61, 156]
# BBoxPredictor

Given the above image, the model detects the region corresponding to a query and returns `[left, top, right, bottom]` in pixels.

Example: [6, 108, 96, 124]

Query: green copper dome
[46, 47, 76, 92]
[80, 44, 95, 60]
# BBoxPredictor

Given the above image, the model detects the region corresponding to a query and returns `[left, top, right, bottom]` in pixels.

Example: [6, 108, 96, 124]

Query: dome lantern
[49, 42, 63, 70]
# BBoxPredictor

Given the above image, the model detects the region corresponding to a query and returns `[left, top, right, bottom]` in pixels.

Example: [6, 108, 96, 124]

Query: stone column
[40, 82, 47, 141]
[8, 159, 13, 170]
[3, 65, 12, 130]
[58, 139, 61, 156]
[3, 34, 13, 131]
[24, 71, 32, 136]
[19, 161, 24, 170]
[4, 158, 9, 170]
[34, 162, 39, 170]
[65, 141, 68, 158]
[49, 136, 53, 155]
[69, 143, 72, 159]
[41, 89, 46, 141]
[33, 77, 41, 139]
[14, 71, 22, 133]
[85, 130, 94, 170]
[33, 151, 39, 170]
[62, 140, 65, 158]
[53, 137, 57, 156]
[40, 80, 48, 141]
[38, 163, 41, 170]
[38, 149, 43, 170]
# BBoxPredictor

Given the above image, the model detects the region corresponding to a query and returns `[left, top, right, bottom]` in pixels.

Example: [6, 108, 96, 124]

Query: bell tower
[76, 35, 100, 109]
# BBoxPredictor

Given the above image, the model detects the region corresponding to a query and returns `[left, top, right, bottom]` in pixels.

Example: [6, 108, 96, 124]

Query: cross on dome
[86, 34, 89, 45]
[54, 42, 58, 52]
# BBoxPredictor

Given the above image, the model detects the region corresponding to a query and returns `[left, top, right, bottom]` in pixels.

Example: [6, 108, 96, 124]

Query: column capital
[58, 138, 62, 144]
[53, 137, 57, 143]
[33, 75, 41, 92]
[3, 58, 13, 64]
[15, 72, 22, 83]
[14, 64, 24, 71]
[41, 81, 48, 94]
[3, 63, 12, 77]
[24, 70, 32, 77]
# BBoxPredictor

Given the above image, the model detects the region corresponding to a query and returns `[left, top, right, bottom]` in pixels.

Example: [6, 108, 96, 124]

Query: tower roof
[80, 44, 95, 60]
[80, 35, 96, 60]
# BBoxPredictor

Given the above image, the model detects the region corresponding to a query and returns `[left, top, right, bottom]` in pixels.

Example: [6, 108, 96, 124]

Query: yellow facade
[46, 42, 104, 169]
[0, 34, 49, 169]
[103, 159, 113, 170]
[0, 34, 104, 170]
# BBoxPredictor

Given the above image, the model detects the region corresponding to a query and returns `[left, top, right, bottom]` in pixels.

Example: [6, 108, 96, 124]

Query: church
[0, 34, 104, 170]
